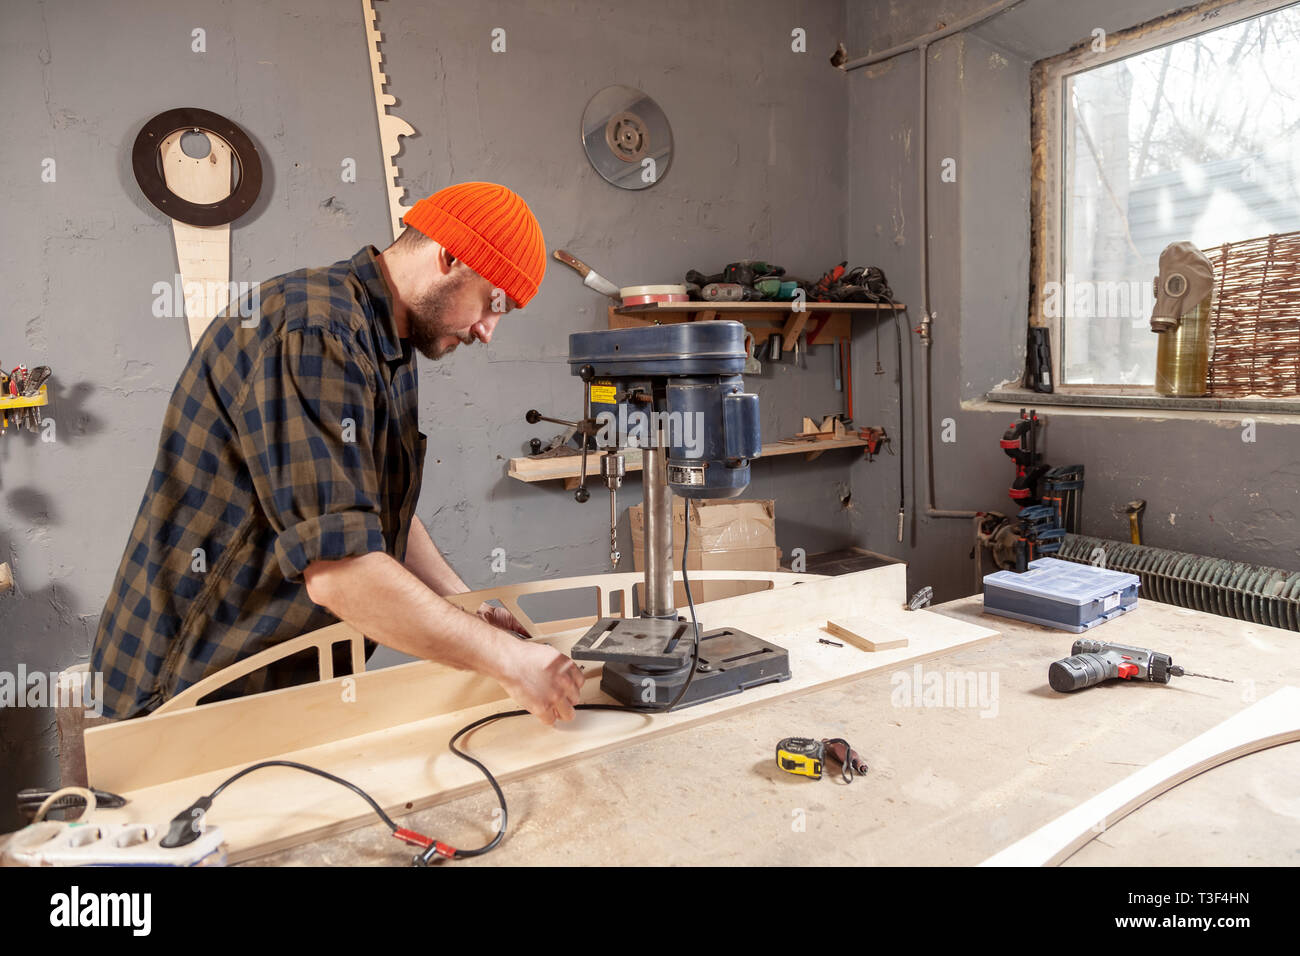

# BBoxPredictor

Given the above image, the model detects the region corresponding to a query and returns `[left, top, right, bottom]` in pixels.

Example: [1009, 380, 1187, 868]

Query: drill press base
[571, 617, 791, 708]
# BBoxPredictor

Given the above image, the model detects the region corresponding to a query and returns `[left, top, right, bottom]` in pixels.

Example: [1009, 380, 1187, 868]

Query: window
[1034, 0, 1300, 389]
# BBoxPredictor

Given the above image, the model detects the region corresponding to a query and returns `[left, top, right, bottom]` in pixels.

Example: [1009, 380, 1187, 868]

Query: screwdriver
[1049, 638, 1232, 693]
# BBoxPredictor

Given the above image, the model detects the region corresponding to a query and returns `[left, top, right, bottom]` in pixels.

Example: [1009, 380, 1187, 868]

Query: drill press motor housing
[560, 321, 791, 707]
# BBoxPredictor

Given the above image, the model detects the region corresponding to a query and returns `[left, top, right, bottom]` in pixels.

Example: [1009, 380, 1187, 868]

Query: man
[92, 182, 584, 725]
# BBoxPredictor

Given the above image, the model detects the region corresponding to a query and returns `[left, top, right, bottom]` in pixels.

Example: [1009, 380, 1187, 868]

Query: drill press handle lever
[523, 365, 601, 504]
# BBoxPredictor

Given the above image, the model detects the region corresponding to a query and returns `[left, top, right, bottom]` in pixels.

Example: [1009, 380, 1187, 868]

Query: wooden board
[85, 565, 999, 862]
[980, 685, 1300, 867]
[508, 437, 872, 483]
[825, 616, 909, 651]
[160, 131, 232, 348]
[781, 310, 810, 349]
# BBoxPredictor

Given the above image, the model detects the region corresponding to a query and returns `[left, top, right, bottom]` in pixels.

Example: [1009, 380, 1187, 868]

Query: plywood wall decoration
[160, 132, 233, 347]
[131, 107, 263, 349]
[361, 0, 416, 240]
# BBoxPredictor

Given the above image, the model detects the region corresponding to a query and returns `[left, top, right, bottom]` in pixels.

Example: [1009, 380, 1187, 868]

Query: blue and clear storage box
[982, 557, 1140, 632]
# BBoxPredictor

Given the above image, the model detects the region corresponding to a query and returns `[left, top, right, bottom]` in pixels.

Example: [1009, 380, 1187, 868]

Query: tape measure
[775, 737, 825, 779]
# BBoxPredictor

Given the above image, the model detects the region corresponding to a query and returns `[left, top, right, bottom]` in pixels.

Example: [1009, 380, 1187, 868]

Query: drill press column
[643, 439, 675, 619]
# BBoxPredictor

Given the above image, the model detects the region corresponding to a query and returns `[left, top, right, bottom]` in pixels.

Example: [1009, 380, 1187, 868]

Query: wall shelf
[609, 300, 906, 349]
[508, 436, 874, 488]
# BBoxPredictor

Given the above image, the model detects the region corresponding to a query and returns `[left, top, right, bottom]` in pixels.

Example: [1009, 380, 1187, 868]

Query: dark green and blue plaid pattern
[92, 246, 424, 718]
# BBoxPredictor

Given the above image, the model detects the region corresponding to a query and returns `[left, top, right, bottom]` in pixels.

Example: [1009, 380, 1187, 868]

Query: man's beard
[406, 275, 475, 361]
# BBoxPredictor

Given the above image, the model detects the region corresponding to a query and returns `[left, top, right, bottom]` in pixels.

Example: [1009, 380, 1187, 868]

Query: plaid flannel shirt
[92, 246, 425, 719]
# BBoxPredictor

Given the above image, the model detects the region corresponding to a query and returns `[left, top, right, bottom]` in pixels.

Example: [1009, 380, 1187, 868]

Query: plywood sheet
[981, 685, 1300, 866]
[86, 565, 999, 862]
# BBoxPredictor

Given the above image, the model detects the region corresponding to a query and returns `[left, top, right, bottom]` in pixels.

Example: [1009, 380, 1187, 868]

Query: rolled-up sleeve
[237, 326, 390, 582]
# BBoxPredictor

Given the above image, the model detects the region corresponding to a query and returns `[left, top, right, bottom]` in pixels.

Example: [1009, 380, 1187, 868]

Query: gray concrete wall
[845, 0, 1299, 603]
[0, 0, 849, 830]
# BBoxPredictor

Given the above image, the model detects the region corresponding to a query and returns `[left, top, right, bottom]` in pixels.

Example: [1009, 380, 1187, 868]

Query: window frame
[1028, 0, 1299, 396]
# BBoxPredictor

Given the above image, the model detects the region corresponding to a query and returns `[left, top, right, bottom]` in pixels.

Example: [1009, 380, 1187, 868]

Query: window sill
[980, 387, 1300, 423]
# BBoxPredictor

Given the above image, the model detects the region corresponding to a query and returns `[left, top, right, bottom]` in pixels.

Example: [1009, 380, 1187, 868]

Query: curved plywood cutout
[152, 569, 824, 716]
[981, 686, 1300, 866]
[153, 622, 365, 716]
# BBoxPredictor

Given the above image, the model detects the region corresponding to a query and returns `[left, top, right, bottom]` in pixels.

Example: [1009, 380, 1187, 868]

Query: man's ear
[435, 244, 457, 277]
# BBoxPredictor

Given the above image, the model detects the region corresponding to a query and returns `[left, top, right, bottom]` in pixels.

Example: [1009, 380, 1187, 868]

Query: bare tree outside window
[1061, 4, 1300, 385]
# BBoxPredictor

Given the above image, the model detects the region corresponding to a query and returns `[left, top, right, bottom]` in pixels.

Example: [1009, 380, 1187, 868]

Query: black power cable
[664, 497, 702, 710]
[894, 307, 909, 537]
[419, 502, 705, 864]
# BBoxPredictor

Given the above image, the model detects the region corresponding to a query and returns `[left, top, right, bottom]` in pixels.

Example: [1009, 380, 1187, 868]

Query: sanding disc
[581, 85, 672, 190]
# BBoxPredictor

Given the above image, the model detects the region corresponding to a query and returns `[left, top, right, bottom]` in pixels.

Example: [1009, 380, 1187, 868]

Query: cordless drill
[1048, 638, 1231, 693]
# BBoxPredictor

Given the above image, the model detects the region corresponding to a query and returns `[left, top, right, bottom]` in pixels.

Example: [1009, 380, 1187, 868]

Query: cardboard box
[627, 498, 780, 604]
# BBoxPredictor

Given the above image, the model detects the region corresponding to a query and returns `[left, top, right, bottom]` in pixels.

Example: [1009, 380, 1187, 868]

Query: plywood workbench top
[257, 598, 1300, 866]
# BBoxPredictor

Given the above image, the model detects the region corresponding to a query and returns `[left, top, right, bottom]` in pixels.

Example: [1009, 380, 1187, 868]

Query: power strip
[1, 820, 227, 866]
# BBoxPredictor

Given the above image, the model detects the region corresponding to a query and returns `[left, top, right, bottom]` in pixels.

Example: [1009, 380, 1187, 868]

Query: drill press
[526, 320, 791, 708]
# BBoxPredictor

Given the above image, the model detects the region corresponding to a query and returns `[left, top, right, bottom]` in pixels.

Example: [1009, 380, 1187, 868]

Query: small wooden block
[818, 416, 847, 439]
[826, 617, 910, 651]
[0, 562, 12, 594]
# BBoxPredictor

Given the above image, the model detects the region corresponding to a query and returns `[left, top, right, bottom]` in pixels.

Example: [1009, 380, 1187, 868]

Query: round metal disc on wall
[581, 85, 672, 190]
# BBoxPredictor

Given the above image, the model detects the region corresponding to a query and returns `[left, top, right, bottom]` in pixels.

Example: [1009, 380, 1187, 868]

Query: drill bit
[609, 486, 619, 569]
[1170, 666, 1233, 683]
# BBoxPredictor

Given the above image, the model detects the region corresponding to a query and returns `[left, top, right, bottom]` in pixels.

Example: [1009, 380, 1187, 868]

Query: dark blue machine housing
[568, 321, 761, 498]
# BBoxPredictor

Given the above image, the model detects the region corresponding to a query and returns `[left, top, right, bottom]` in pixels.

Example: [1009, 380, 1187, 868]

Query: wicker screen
[1205, 230, 1300, 398]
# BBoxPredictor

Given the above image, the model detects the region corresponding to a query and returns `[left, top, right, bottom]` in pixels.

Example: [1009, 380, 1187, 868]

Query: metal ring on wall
[132, 107, 263, 227]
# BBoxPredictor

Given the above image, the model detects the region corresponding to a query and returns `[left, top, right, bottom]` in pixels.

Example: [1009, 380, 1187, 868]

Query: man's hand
[477, 601, 530, 637]
[498, 640, 585, 726]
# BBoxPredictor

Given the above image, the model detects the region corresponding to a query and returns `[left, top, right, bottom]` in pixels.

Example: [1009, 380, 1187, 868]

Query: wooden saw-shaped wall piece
[362, 0, 416, 240]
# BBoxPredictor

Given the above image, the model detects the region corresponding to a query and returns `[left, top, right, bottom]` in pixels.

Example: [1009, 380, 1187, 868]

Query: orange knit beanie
[402, 183, 546, 308]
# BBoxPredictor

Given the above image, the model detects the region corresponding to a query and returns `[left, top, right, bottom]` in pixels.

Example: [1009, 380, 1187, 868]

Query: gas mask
[1150, 241, 1213, 333]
